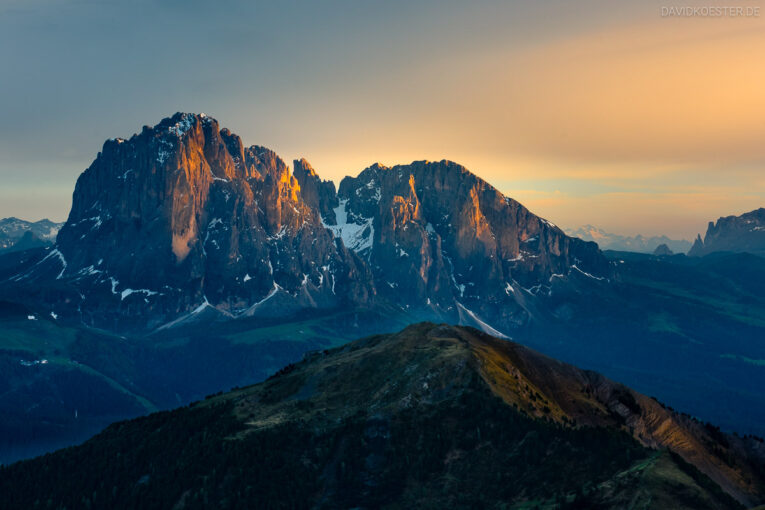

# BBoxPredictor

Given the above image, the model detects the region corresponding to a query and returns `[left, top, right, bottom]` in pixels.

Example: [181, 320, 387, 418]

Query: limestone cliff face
[333, 160, 609, 331]
[292, 158, 339, 224]
[12, 114, 610, 334]
[54, 113, 374, 329]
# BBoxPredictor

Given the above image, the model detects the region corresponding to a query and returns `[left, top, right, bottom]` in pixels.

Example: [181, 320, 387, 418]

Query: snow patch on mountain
[456, 302, 508, 339]
[323, 199, 374, 254]
[121, 288, 159, 302]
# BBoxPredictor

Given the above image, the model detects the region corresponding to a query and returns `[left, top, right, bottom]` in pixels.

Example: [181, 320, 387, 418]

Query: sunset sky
[1, 0, 763, 238]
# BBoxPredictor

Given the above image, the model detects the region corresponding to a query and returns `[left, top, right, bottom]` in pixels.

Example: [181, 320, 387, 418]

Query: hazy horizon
[1, 0, 763, 238]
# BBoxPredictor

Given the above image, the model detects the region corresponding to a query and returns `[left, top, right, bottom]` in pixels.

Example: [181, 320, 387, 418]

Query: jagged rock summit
[689, 208, 765, 256]
[17, 113, 373, 329]
[4, 113, 610, 333]
[332, 160, 608, 324]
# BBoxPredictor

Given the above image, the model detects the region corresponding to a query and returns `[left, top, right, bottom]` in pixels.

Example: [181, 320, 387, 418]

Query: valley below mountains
[0, 113, 764, 482]
[2, 323, 765, 509]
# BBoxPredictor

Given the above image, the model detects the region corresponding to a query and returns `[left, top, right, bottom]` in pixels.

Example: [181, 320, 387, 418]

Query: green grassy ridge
[0, 354, 743, 509]
[0, 389, 650, 509]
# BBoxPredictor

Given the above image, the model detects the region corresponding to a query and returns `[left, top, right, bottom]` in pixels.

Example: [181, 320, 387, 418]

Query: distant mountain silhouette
[688, 208, 765, 256]
[653, 243, 674, 256]
[0, 217, 62, 254]
[566, 224, 691, 253]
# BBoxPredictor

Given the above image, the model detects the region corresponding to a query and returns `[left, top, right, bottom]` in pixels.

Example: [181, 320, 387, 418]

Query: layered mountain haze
[0, 218, 62, 254]
[3, 113, 607, 335]
[1, 324, 763, 509]
[566, 224, 692, 254]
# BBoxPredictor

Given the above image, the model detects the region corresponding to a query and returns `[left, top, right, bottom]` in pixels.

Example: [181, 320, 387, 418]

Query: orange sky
[274, 10, 765, 238]
[0, 0, 763, 238]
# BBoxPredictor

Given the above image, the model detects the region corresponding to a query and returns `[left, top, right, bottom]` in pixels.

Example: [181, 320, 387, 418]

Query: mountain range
[0, 113, 764, 474]
[0, 218, 62, 254]
[4, 112, 606, 335]
[2, 323, 764, 509]
[565, 224, 692, 254]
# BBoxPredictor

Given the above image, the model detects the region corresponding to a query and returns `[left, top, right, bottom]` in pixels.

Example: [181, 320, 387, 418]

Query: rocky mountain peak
[292, 157, 318, 178]
[332, 159, 609, 331]
[688, 207, 765, 256]
[689, 233, 705, 256]
[42, 113, 375, 330]
[7, 114, 611, 335]
[292, 158, 338, 224]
